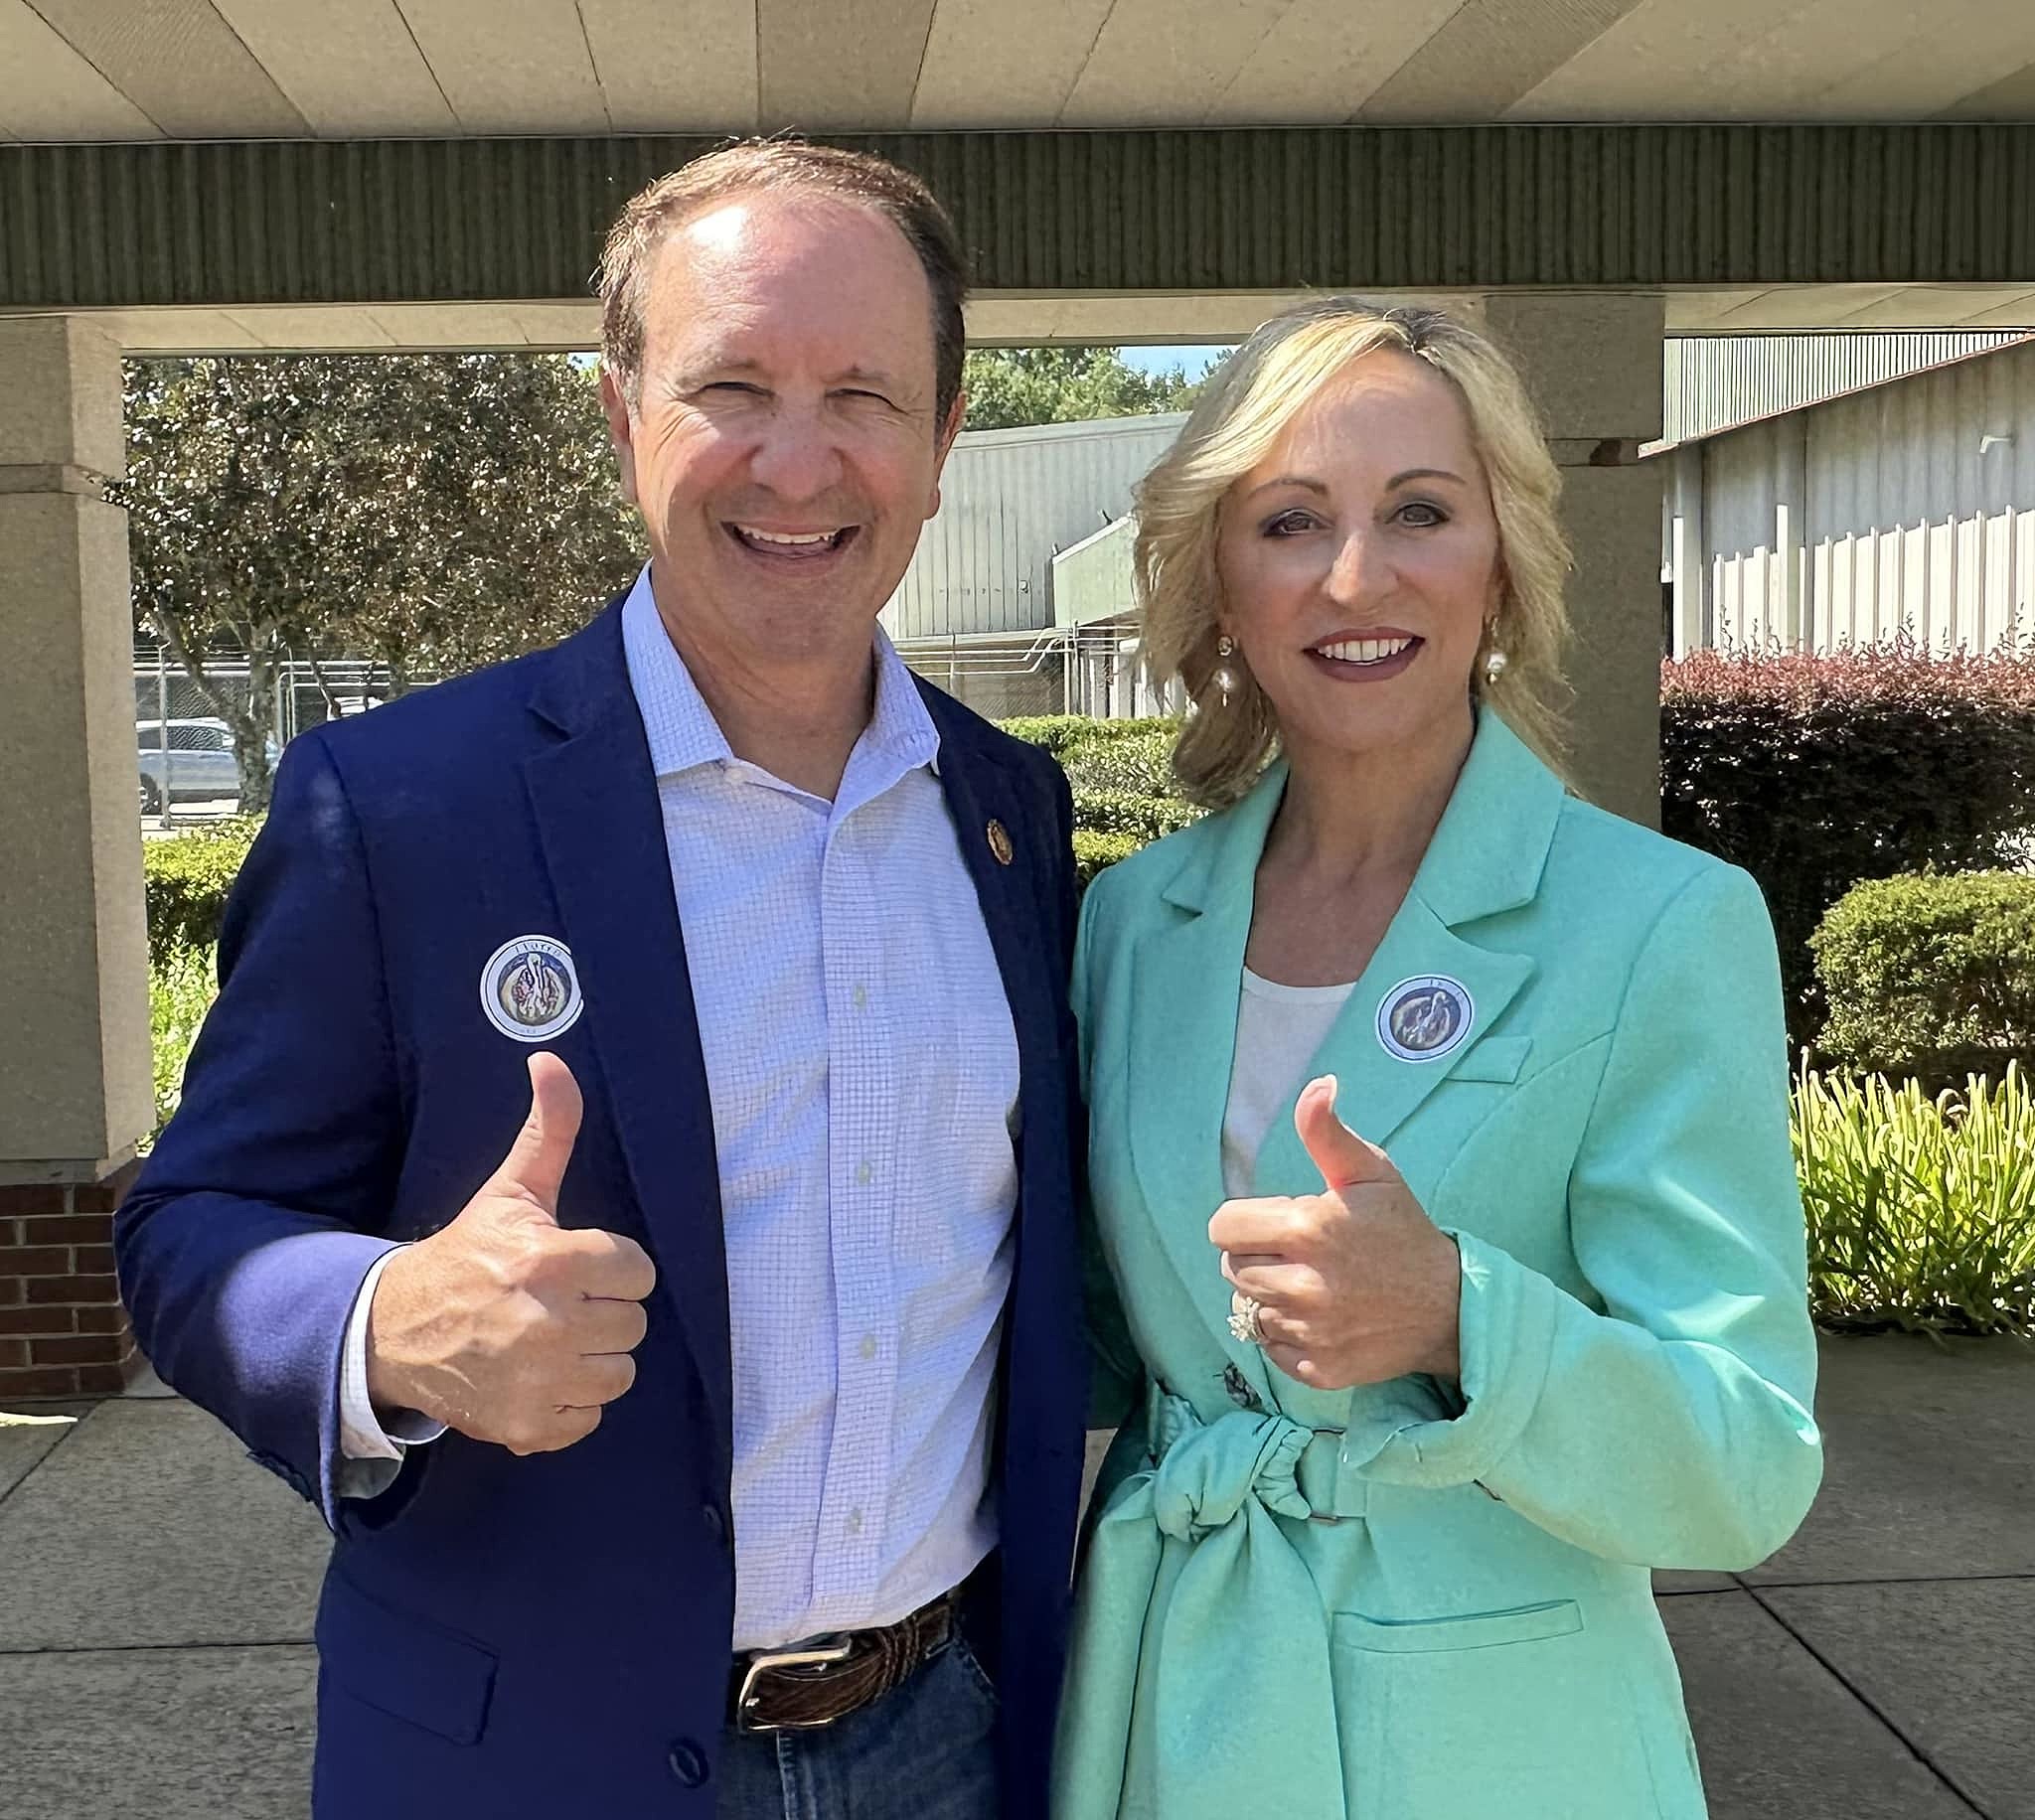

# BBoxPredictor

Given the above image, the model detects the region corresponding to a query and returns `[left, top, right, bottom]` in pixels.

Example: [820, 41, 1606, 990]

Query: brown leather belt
[730, 1588, 961, 1735]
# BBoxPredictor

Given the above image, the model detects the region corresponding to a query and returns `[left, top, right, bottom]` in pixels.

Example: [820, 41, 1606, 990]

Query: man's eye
[837, 389, 894, 406]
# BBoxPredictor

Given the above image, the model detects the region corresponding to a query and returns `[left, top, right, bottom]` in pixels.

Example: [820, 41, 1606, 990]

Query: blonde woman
[1054, 297, 1823, 1820]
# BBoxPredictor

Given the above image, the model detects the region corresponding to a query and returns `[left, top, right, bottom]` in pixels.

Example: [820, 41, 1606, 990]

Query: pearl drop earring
[1213, 634, 1239, 707]
[1484, 646, 1509, 685]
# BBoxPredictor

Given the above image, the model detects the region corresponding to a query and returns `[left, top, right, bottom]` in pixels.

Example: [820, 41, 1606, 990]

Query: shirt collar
[619, 564, 941, 783]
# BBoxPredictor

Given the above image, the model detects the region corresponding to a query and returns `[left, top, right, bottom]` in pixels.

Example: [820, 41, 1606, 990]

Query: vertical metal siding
[1663, 332, 2030, 443]
[880, 413, 1183, 640]
[1670, 339, 2035, 655]
[7, 127, 2035, 312]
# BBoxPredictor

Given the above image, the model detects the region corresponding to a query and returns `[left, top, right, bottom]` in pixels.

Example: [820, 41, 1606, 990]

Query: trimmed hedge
[1813, 871, 2035, 1090]
[1069, 788, 1199, 843]
[1073, 829, 1141, 886]
[1661, 644, 2035, 1044]
[142, 820, 260, 965]
[1001, 714, 1174, 761]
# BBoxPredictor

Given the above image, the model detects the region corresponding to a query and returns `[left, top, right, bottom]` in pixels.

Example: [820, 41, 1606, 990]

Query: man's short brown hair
[598, 139, 971, 423]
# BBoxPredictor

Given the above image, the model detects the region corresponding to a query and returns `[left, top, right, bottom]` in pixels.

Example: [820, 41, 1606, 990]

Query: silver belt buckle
[1303, 1427, 1347, 1525]
[735, 1636, 857, 1735]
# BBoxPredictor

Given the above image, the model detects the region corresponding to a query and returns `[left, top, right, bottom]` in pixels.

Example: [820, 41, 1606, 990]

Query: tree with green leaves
[116, 354, 642, 814]
[959, 346, 1211, 431]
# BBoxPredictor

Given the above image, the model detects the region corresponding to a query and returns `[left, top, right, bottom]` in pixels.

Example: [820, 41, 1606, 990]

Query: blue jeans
[715, 1628, 1001, 1820]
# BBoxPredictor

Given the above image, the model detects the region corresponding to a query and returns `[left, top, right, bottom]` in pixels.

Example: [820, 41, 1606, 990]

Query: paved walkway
[0, 1333, 2029, 1818]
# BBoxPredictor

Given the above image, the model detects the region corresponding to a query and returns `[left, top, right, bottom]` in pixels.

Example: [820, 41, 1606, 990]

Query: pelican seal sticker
[1376, 975, 1474, 1063]
[480, 936, 584, 1043]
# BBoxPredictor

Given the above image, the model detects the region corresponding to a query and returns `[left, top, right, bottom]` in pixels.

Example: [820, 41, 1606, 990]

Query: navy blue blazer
[115, 596, 1089, 1818]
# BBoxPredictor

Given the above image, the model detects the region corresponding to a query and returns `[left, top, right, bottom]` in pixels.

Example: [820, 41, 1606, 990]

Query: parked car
[135, 718, 278, 815]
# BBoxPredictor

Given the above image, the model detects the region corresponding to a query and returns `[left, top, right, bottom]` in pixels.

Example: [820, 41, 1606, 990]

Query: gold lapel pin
[986, 819, 1015, 866]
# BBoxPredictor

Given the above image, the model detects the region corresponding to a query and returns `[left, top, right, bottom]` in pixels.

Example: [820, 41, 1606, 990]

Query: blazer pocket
[1449, 1036, 1533, 1085]
[316, 1571, 499, 1745]
[1331, 1600, 1661, 1819]
[1334, 1596, 1582, 1654]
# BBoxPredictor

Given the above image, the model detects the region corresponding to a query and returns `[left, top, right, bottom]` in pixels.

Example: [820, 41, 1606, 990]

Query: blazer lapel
[1251, 711, 1564, 1193]
[1125, 770, 1286, 1383]
[917, 690, 1058, 1111]
[522, 605, 733, 1479]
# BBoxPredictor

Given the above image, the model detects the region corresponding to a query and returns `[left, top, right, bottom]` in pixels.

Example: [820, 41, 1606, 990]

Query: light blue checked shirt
[342, 566, 1021, 1651]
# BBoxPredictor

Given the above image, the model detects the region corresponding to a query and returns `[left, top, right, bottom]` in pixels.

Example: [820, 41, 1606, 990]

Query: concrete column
[1482, 294, 1666, 828]
[0, 318, 150, 1398]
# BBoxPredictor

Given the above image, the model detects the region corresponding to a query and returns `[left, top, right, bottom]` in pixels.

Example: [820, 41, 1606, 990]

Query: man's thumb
[493, 1051, 583, 1217]
[1295, 1075, 1389, 1191]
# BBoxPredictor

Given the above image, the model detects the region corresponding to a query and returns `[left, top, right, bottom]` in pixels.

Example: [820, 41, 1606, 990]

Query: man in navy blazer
[115, 142, 1087, 1819]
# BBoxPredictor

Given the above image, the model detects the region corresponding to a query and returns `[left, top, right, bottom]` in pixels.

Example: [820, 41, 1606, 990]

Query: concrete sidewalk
[0, 1333, 2029, 1818]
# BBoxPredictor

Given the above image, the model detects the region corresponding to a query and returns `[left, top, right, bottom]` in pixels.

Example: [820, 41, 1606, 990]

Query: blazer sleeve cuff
[1342, 1230, 1561, 1489]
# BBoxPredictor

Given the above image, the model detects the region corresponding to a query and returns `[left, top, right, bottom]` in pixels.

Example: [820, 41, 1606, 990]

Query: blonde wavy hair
[1136, 296, 1573, 808]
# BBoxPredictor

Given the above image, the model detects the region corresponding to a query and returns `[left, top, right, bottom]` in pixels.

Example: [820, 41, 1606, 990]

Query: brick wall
[0, 1161, 142, 1400]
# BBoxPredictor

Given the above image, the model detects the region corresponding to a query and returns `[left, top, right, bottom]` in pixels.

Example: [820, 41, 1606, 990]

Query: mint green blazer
[1054, 711, 1823, 1820]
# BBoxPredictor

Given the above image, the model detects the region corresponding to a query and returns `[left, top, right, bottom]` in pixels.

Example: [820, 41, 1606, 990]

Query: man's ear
[599, 365, 641, 511]
[926, 388, 966, 521]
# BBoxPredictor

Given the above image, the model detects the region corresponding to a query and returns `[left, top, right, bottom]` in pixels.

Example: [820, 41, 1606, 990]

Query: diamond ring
[1227, 1291, 1267, 1347]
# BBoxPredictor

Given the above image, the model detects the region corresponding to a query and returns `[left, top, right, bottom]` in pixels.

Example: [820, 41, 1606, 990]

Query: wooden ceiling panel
[1211, 0, 1464, 124]
[1509, 0, 1816, 119]
[757, 0, 933, 129]
[0, 1, 160, 140]
[911, 0, 1110, 129]
[1359, 0, 1649, 122]
[580, 0, 758, 132]
[211, 0, 455, 136]
[395, 0, 609, 132]
[1058, 0, 1289, 127]
[24, 0, 304, 137]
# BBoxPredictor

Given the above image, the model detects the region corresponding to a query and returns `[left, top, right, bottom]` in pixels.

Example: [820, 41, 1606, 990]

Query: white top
[1220, 969, 1355, 1199]
[341, 564, 1020, 1653]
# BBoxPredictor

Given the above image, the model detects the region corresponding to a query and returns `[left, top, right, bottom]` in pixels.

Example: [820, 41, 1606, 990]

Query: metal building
[1655, 335, 2035, 656]
[1662, 332, 2028, 444]
[882, 411, 1184, 714]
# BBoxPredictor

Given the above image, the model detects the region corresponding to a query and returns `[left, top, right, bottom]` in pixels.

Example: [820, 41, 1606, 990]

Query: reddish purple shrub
[1659, 641, 2035, 1045]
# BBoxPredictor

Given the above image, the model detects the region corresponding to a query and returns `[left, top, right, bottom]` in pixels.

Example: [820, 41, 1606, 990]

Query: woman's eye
[1263, 509, 1317, 536]
[1397, 501, 1447, 528]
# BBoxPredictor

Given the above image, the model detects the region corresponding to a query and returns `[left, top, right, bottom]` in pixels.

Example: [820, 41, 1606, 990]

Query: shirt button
[859, 1335, 877, 1362]
[667, 1740, 709, 1787]
[847, 1510, 864, 1537]
[852, 984, 868, 1010]
[702, 1503, 727, 1545]
[856, 1160, 872, 1187]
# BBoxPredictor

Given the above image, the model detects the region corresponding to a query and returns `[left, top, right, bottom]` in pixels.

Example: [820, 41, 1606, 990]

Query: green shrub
[150, 944, 218, 1138]
[1661, 643, 2035, 1046]
[143, 820, 260, 964]
[997, 715, 1102, 757]
[1073, 829, 1140, 888]
[1813, 872, 2035, 1090]
[1795, 1061, 2035, 1337]
[1060, 727, 1181, 801]
[1069, 788, 1199, 843]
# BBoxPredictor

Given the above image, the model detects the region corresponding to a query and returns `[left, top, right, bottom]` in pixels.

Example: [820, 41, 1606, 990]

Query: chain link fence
[132, 646, 420, 829]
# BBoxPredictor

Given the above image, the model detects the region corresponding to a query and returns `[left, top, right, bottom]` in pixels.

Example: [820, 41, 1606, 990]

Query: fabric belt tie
[1051, 1393, 1351, 1820]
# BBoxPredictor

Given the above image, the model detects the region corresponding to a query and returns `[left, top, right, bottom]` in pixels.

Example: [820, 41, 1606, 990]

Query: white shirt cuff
[339, 1245, 449, 1462]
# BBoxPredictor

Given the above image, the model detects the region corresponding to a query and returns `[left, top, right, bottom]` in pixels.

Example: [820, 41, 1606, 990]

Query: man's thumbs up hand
[365, 1054, 657, 1455]
[1209, 1075, 1462, 1391]
[486, 1049, 583, 1220]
